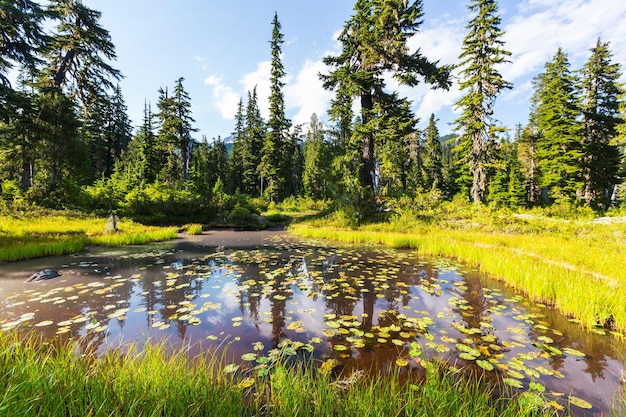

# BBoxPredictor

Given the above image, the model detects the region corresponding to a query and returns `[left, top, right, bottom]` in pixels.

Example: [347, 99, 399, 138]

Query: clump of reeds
[185, 223, 204, 235]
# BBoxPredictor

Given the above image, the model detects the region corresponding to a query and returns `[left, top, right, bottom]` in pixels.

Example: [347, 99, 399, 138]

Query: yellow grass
[290, 214, 626, 334]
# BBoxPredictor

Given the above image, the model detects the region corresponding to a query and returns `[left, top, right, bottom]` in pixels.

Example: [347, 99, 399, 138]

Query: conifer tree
[377, 93, 416, 195]
[262, 12, 291, 201]
[155, 87, 180, 185]
[517, 122, 541, 205]
[137, 102, 159, 183]
[172, 77, 196, 182]
[611, 95, 626, 204]
[322, 0, 451, 194]
[533, 49, 582, 203]
[454, 0, 511, 203]
[422, 114, 444, 192]
[303, 114, 329, 200]
[578, 39, 623, 207]
[0, 0, 48, 89]
[242, 88, 265, 196]
[229, 98, 245, 193]
[155, 78, 196, 184]
[45, 0, 121, 107]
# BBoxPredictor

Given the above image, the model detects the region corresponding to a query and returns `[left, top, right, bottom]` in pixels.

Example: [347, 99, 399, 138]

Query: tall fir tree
[137, 101, 159, 184]
[533, 49, 583, 203]
[229, 98, 245, 193]
[302, 114, 328, 200]
[611, 93, 626, 204]
[155, 86, 179, 185]
[155, 78, 196, 185]
[262, 12, 291, 201]
[172, 77, 196, 182]
[454, 0, 511, 203]
[242, 88, 265, 196]
[45, 0, 121, 107]
[322, 0, 451, 195]
[518, 121, 541, 206]
[376, 93, 417, 195]
[578, 39, 623, 207]
[0, 0, 48, 89]
[422, 114, 445, 192]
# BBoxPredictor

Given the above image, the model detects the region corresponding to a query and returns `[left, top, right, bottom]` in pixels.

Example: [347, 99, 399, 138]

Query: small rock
[26, 269, 61, 282]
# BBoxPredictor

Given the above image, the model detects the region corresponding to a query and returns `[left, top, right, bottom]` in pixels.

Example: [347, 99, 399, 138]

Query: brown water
[0, 230, 624, 415]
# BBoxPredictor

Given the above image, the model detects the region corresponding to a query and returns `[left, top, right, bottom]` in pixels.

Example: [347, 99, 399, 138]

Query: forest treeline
[1, 0, 625, 224]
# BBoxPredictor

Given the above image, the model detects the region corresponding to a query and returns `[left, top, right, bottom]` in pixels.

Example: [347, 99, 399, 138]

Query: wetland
[0, 230, 624, 416]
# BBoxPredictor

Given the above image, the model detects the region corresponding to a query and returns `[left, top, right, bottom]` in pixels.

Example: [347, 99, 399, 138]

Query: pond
[0, 230, 624, 416]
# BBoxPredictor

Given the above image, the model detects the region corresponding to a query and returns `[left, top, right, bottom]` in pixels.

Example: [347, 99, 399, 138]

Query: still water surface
[0, 230, 624, 415]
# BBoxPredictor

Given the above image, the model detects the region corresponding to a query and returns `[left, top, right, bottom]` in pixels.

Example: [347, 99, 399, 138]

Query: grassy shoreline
[290, 212, 626, 335]
[0, 332, 555, 417]
[0, 215, 179, 263]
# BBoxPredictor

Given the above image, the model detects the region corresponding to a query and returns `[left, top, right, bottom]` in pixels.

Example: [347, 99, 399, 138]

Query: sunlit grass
[291, 212, 626, 334]
[184, 223, 204, 235]
[0, 215, 179, 262]
[0, 332, 557, 417]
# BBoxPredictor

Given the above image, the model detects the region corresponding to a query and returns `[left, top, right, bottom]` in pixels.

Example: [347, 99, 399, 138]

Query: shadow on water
[0, 229, 624, 416]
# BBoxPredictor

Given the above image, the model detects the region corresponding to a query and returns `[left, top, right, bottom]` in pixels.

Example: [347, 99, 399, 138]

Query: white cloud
[204, 74, 240, 120]
[285, 59, 334, 126]
[194, 55, 209, 70]
[403, 25, 464, 123]
[504, 0, 626, 83]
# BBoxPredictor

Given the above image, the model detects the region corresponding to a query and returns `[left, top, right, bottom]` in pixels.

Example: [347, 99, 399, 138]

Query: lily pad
[568, 395, 593, 410]
[476, 360, 494, 371]
[502, 378, 524, 389]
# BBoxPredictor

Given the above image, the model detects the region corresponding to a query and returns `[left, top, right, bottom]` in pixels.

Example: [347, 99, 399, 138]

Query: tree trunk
[470, 135, 487, 203]
[53, 49, 76, 87]
[21, 161, 33, 191]
[360, 92, 375, 191]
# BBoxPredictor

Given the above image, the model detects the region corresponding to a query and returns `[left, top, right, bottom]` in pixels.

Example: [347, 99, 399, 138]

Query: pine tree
[262, 13, 291, 201]
[137, 102, 159, 184]
[487, 138, 525, 208]
[578, 39, 623, 207]
[322, 0, 451, 194]
[84, 85, 132, 180]
[229, 98, 245, 193]
[422, 114, 445, 192]
[611, 94, 626, 205]
[155, 78, 196, 184]
[288, 125, 304, 197]
[303, 114, 328, 200]
[242, 88, 265, 196]
[517, 122, 541, 205]
[454, 0, 512, 203]
[172, 78, 196, 182]
[155, 87, 180, 185]
[0, 0, 48, 89]
[533, 49, 582, 203]
[377, 93, 417, 195]
[45, 0, 121, 107]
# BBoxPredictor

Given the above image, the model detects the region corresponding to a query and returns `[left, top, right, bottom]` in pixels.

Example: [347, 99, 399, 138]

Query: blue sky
[87, 0, 626, 140]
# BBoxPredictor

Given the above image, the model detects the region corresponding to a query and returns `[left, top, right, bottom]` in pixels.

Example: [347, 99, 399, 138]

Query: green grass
[0, 215, 179, 262]
[290, 207, 626, 334]
[0, 331, 559, 417]
[184, 223, 204, 235]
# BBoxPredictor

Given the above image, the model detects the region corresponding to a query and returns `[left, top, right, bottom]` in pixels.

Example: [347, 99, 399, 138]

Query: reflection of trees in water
[449, 272, 502, 360]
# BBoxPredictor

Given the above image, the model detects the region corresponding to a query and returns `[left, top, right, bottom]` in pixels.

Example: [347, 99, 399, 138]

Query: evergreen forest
[1, 0, 625, 225]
